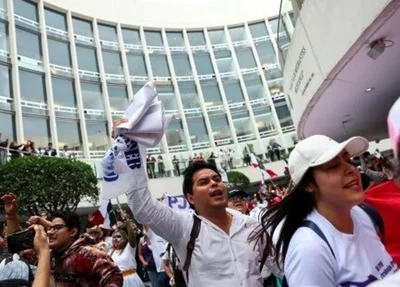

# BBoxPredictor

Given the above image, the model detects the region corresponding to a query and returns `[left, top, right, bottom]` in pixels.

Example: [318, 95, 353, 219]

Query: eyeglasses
[228, 195, 246, 202]
[47, 224, 67, 232]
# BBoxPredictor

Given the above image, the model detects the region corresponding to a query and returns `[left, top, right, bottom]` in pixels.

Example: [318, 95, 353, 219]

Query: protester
[138, 234, 157, 287]
[227, 189, 248, 214]
[109, 222, 144, 287]
[2, 193, 124, 286]
[252, 135, 396, 286]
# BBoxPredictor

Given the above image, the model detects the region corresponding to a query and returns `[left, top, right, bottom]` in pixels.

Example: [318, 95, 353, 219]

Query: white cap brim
[309, 136, 369, 167]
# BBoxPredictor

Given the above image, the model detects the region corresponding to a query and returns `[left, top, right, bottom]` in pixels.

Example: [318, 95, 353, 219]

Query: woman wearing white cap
[252, 135, 397, 286]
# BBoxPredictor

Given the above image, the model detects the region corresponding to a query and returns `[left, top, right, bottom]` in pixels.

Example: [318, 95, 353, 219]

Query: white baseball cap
[289, 135, 369, 185]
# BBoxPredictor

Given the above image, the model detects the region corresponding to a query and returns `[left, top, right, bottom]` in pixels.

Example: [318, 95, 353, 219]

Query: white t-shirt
[285, 206, 397, 286]
[110, 244, 138, 271]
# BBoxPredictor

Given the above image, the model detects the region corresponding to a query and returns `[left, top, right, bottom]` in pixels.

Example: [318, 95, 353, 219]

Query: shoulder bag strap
[358, 202, 385, 242]
[182, 215, 201, 272]
[300, 220, 336, 259]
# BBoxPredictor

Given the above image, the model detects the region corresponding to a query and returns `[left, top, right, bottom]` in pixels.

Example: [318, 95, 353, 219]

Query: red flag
[266, 169, 278, 178]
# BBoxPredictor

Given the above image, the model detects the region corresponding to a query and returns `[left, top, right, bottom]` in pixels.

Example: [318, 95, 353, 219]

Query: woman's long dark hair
[249, 170, 315, 269]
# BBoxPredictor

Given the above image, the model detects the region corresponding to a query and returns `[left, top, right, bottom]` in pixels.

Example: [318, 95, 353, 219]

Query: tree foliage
[227, 171, 250, 189]
[0, 156, 99, 216]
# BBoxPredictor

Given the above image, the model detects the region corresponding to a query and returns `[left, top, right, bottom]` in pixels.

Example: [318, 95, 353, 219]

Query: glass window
[22, 116, 50, 148]
[0, 0, 6, 10]
[76, 46, 98, 72]
[19, 70, 45, 102]
[187, 31, 206, 46]
[268, 79, 283, 95]
[179, 83, 199, 109]
[56, 120, 82, 149]
[86, 121, 109, 150]
[144, 31, 163, 46]
[157, 85, 177, 110]
[81, 82, 104, 110]
[44, 8, 67, 31]
[249, 22, 269, 39]
[0, 21, 9, 51]
[245, 77, 266, 100]
[215, 51, 233, 73]
[223, 81, 244, 103]
[255, 114, 275, 133]
[121, 28, 141, 45]
[208, 29, 226, 44]
[108, 85, 128, 111]
[200, 81, 222, 106]
[0, 113, 15, 140]
[171, 54, 191, 76]
[98, 24, 117, 42]
[228, 26, 246, 42]
[126, 53, 147, 77]
[209, 115, 231, 140]
[72, 18, 92, 38]
[232, 111, 254, 136]
[102, 51, 123, 74]
[16, 29, 41, 60]
[187, 118, 209, 143]
[48, 39, 71, 67]
[193, 54, 214, 75]
[132, 84, 142, 95]
[166, 32, 184, 47]
[269, 18, 288, 36]
[256, 42, 277, 66]
[149, 55, 170, 77]
[236, 49, 256, 69]
[13, 0, 38, 22]
[0, 65, 11, 98]
[275, 102, 292, 120]
[166, 119, 186, 146]
[289, 12, 296, 26]
[52, 77, 76, 107]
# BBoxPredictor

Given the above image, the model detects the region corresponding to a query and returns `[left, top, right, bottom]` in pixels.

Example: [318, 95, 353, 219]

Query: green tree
[227, 171, 250, 189]
[0, 156, 99, 216]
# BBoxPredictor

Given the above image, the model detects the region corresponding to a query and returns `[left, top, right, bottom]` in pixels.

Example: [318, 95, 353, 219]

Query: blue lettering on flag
[103, 153, 119, 182]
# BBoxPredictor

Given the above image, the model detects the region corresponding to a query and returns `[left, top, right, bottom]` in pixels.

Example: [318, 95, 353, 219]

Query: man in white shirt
[126, 160, 278, 286]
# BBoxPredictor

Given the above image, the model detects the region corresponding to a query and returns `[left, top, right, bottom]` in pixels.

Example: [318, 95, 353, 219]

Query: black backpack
[0, 256, 33, 287]
[167, 215, 201, 287]
[282, 203, 385, 287]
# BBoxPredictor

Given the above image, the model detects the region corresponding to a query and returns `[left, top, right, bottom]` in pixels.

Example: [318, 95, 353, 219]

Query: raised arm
[126, 187, 190, 246]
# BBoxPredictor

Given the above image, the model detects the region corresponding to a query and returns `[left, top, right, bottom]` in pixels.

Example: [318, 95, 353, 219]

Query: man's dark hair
[52, 211, 81, 240]
[182, 161, 220, 209]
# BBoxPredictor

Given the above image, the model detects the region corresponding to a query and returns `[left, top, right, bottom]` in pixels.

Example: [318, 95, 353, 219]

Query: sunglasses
[228, 195, 246, 202]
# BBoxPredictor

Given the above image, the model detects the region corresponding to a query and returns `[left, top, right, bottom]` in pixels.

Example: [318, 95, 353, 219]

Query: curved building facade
[0, 0, 296, 173]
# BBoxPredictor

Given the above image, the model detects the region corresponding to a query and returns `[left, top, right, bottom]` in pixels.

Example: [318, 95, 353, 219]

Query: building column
[203, 28, 239, 151]
[182, 28, 215, 149]
[38, 0, 59, 151]
[116, 23, 134, 101]
[66, 11, 90, 158]
[161, 29, 193, 155]
[7, 0, 24, 142]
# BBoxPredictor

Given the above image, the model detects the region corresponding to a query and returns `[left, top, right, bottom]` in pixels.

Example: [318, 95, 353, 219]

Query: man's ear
[186, 193, 194, 206]
[70, 227, 79, 239]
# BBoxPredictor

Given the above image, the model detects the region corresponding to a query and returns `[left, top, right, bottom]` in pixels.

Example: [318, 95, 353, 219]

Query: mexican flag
[89, 199, 117, 229]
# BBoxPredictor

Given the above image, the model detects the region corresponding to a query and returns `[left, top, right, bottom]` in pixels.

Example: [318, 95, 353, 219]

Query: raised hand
[1, 193, 18, 216]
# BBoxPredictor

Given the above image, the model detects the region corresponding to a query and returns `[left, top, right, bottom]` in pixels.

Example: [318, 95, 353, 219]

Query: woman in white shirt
[109, 222, 144, 287]
[252, 135, 397, 286]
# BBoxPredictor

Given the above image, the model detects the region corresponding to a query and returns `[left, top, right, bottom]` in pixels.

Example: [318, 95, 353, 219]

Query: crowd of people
[0, 132, 76, 165]
[1, 117, 400, 287]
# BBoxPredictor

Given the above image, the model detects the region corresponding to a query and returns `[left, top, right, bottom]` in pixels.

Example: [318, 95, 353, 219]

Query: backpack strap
[182, 215, 201, 272]
[358, 202, 385, 242]
[281, 220, 336, 287]
[300, 220, 336, 259]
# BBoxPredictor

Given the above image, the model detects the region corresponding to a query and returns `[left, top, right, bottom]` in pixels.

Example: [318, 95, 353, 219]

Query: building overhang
[283, 0, 400, 141]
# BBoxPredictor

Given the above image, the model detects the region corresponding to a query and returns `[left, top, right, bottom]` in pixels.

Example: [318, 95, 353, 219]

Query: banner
[163, 195, 192, 213]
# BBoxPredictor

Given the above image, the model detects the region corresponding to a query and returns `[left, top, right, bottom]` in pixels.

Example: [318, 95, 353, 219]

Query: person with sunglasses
[227, 189, 249, 215]
[251, 135, 397, 286]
